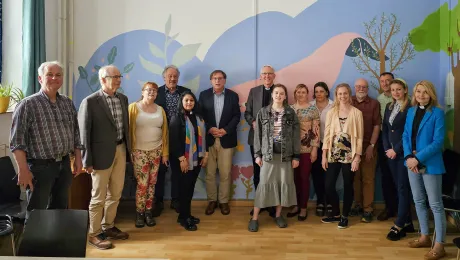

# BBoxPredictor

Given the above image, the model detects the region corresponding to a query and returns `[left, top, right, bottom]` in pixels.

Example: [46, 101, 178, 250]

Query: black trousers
[311, 143, 326, 206]
[249, 145, 261, 190]
[26, 155, 73, 220]
[325, 162, 354, 217]
[178, 161, 201, 220]
[154, 161, 179, 202]
[377, 134, 398, 213]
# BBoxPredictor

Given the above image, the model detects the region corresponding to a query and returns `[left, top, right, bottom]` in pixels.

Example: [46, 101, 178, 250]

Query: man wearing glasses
[10, 61, 84, 222]
[351, 78, 381, 223]
[199, 70, 240, 215]
[79, 65, 130, 250]
[152, 65, 191, 217]
[244, 65, 276, 217]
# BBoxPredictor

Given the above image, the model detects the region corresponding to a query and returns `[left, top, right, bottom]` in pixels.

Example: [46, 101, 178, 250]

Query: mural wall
[72, 0, 453, 200]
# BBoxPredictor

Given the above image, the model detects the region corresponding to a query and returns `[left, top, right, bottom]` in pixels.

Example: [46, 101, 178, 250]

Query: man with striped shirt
[10, 61, 84, 221]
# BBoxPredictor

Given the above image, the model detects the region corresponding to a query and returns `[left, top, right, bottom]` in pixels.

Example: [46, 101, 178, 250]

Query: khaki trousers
[353, 148, 377, 213]
[89, 143, 126, 237]
[205, 138, 234, 203]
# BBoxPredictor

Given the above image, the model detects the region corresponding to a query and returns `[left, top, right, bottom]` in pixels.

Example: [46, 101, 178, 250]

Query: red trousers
[294, 153, 312, 208]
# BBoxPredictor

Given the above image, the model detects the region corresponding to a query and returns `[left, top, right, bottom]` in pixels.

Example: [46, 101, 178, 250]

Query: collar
[101, 89, 119, 98]
[165, 85, 179, 94]
[262, 84, 274, 91]
[213, 88, 225, 95]
[39, 89, 61, 102]
[353, 95, 370, 103]
[310, 99, 333, 105]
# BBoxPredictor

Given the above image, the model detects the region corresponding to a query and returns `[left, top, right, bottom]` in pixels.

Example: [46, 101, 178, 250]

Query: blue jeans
[388, 158, 412, 227]
[408, 170, 446, 243]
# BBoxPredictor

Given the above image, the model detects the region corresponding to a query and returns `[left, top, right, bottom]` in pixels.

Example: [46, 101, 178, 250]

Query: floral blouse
[290, 104, 320, 154]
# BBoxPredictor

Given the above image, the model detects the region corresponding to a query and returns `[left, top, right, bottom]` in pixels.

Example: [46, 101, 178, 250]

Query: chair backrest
[17, 209, 89, 257]
[0, 156, 20, 204]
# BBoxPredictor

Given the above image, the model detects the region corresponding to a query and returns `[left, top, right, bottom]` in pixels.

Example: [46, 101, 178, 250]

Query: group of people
[9, 61, 447, 259]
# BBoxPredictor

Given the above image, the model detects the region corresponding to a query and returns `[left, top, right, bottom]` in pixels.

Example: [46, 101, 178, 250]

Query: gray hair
[37, 61, 64, 76]
[260, 65, 275, 74]
[162, 65, 180, 77]
[98, 65, 119, 80]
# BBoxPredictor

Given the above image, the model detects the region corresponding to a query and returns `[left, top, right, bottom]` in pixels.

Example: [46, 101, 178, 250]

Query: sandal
[424, 249, 446, 260]
[408, 238, 432, 248]
[274, 216, 288, 228]
[248, 219, 259, 232]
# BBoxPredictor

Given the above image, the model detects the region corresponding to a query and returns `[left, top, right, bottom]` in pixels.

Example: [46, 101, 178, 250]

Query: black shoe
[145, 212, 156, 227]
[377, 209, 395, 221]
[402, 223, 415, 233]
[361, 211, 373, 223]
[386, 226, 406, 241]
[315, 204, 325, 217]
[177, 215, 200, 225]
[321, 216, 341, 223]
[135, 212, 145, 228]
[287, 208, 300, 218]
[326, 205, 333, 217]
[171, 199, 180, 213]
[180, 217, 197, 231]
[338, 216, 349, 229]
[298, 211, 308, 221]
[152, 201, 164, 217]
[349, 205, 363, 217]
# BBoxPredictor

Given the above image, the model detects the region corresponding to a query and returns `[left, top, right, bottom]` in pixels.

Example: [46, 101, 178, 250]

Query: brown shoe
[205, 201, 218, 215]
[104, 226, 129, 240]
[220, 203, 230, 215]
[408, 238, 432, 248]
[88, 234, 112, 250]
[424, 249, 446, 260]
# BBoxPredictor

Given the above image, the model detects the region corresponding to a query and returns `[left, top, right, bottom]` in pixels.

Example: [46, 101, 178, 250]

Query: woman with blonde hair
[321, 83, 363, 229]
[287, 84, 320, 221]
[403, 80, 446, 260]
[128, 82, 169, 228]
[382, 79, 414, 241]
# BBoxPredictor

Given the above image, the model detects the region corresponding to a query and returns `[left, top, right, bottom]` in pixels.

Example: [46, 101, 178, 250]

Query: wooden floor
[86, 202, 460, 260]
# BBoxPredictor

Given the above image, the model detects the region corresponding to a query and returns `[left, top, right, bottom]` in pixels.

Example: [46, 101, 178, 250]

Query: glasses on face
[261, 72, 274, 76]
[105, 75, 123, 79]
[355, 85, 368, 89]
[45, 74, 63, 78]
[212, 77, 225, 81]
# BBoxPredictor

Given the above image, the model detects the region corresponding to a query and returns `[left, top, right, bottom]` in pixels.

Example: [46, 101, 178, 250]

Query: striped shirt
[10, 90, 84, 159]
[272, 108, 284, 143]
[102, 90, 124, 141]
[213, 89, 225, 128]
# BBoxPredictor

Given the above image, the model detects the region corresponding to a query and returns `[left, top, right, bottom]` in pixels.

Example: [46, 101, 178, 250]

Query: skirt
[254, 154, 297, 208]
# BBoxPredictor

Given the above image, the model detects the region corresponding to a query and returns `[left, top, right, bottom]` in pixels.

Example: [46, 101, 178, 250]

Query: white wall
[2, 0, 23, 88]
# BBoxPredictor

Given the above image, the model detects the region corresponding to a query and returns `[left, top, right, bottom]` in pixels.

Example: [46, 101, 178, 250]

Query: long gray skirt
[254, 154, 297, 208]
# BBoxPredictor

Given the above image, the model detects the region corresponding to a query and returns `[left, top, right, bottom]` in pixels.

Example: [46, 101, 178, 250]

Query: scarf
[185, 115, 206, 170]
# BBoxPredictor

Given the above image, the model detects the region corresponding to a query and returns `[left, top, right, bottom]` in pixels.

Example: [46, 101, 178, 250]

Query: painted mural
[73, 0, 451, 200]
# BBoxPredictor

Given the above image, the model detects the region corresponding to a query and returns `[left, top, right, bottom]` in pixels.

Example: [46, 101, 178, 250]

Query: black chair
[17, 209, 89, 257]
[0, 215, 16, 256]
[0, 156, 25, 221]
[454, 237, 460, 260]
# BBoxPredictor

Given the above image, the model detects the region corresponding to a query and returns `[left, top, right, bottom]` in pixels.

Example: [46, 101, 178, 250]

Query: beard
[356, 92, 367, 99]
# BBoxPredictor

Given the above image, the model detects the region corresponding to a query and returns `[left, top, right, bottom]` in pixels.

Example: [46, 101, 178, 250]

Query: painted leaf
[139, 55, 163, 75]
[165, 32, 180, 47]
[165, 15, 172, 37]
[184, 75, 200, 94]
[123, 62, 135, 73]
[172, 43, 201, 67]
[148, 42, 165, 59]
[90, 74, 99, 85]
[345, 37, 389, 61]
[107, 46, 117, 64]
[78, 66, 88, 79]
[94, 65, 101, 71]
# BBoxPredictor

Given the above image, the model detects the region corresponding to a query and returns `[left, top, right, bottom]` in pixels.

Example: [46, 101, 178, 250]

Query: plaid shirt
[10, 90, 84, 159]
[101, 90, 124, 141]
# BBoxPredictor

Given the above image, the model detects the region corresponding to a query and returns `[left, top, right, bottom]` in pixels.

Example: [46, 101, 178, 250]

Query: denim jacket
[253, 105, 300, 162]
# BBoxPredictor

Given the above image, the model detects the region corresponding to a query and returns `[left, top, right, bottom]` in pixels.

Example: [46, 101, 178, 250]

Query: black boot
[135, 212, 145, 228]
[145, 212, 156, 227]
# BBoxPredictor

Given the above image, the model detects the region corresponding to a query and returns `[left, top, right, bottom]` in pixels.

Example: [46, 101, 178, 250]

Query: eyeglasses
[105, 75, 123, 79]
[261, 72, 274, 76]
[144, 89, 157, 93]
[355, 85, 368, 89]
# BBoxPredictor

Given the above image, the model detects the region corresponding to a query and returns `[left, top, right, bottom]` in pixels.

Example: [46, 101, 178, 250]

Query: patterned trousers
[132, 146, 162, 213]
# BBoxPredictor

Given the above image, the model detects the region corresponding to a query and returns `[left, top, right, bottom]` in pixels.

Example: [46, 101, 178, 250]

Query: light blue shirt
[214, 89, 225, 128]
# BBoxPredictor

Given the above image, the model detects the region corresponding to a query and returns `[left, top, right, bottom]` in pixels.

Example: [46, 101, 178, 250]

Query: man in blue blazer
[199, 70, 240, 215]
[153, 65, 191, 217]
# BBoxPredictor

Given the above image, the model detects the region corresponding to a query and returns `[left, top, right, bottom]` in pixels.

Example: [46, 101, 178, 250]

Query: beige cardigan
[322, 106, 363, 161]
[128, 102, 169, 157]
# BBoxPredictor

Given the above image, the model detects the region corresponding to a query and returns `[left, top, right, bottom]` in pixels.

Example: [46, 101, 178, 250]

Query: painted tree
[352, 13, 416, 92]
[409, 2, 460, 152]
